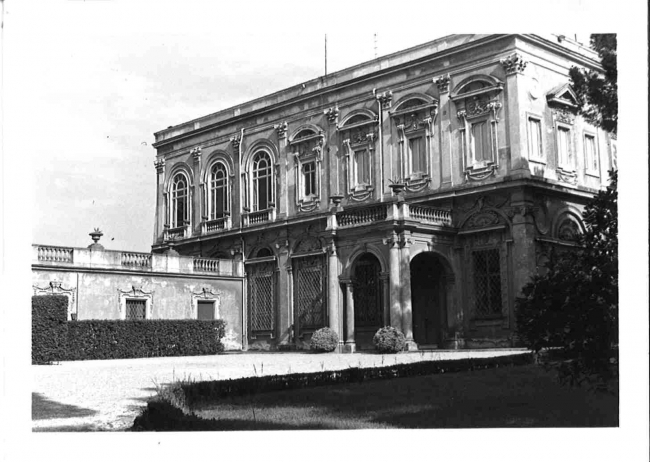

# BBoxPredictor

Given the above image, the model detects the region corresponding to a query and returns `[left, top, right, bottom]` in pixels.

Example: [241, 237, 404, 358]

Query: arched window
[170, 172, 189, 228]
[253, 151, 273, 211]
[209, 162, 229, 219]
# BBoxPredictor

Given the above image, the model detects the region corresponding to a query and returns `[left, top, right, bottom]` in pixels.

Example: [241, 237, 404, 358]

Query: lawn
[184, 364, 617, 430]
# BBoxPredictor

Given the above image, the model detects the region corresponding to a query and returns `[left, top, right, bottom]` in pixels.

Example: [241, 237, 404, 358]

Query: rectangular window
[303, 162, 316, 196]
[471, 121, 490, 163]
[355, 149, 370, 185]
[126, 299, 146, 320]
[557, 126, 572, 168]
[197, 301, 215, 320]
[409, 136, 425, 173]
[584, 134, 598, 173]
[473, 249, 502, 317]
[527, 117, 543, 160]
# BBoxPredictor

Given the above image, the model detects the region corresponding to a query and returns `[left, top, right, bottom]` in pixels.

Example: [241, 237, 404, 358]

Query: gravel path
[32, 349, 528, 431]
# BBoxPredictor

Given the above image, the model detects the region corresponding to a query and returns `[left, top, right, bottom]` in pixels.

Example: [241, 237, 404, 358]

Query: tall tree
[569, 34, 617, 135]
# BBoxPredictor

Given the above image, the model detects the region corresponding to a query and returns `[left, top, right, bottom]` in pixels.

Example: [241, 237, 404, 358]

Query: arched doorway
[351, 253, 383, 348]
[410, 252, 448, 348]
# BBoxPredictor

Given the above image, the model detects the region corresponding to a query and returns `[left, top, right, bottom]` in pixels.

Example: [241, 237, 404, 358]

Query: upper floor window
[338, 111, 378, 202]
[290, 127, 323, 212]
[556, 125, 573, 169]
[390, 95, 437, 191]
[527, 116, 543, 161]
[583, 133, 599, 175]
[209, 162, 229, 219]
[252, 151, 273, 211]
[451, 75, 504, 181]
[170, 172, 189, 228]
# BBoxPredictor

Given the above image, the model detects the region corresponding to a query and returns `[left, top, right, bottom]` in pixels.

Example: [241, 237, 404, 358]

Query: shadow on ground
[32, 393, 98, 421]
[132, 365, 618, 430]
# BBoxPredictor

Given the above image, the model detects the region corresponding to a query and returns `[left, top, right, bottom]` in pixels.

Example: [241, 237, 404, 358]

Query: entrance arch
[410, 252, 449, 347]
[351, 253, 383, 348]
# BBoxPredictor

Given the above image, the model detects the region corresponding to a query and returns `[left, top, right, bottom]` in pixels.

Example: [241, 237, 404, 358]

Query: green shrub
[32, 295, 69, 364]
[309, 327, 339, 353]
[65, 319, 226, 360]
[373, 326, 406, 353]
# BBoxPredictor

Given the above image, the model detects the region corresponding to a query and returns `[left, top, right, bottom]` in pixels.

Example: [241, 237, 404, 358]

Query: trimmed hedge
[179, 352, 533, 405]
[65, 319, 226, 360]
[32, 295, 69, 364]
[310, 327, 339, 352]
[132, 352, 534, 430]
[373, 326, 406, 353]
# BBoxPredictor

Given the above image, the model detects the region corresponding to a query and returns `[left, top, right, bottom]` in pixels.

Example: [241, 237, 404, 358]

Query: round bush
[310, 327, 339, 353]
[373, 326, 406, 353]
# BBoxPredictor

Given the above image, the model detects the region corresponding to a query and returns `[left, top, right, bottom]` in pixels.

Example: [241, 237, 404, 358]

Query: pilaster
[275, 122, 288, 218]
[324, 106, 341, 197]
[500, 53, 529, 173]
[191, 147, 202, 235]
[435, 74, 452, 188]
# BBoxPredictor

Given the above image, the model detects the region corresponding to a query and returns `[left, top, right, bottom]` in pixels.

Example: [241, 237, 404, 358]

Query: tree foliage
[516, 171, 618, 389]
[569, 34, 617, 135]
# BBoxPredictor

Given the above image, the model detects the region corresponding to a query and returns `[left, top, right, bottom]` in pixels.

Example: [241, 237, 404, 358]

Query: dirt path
[32, 349, 528, 431]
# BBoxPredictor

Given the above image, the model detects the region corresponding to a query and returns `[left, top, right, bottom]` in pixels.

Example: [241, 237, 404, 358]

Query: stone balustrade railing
[409, 204, 452, 225]
[243, 207, 276, 227]
[202, 216, 231, 234]
[33, 244, 243, 277]
[164, 224, 189, 241]
[338, 205, 388, 228]
[121, 252, 152, 268]
[37, 245, 74, 263]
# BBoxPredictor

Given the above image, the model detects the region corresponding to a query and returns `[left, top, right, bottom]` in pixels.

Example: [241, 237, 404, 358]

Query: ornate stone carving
[456, 109, 467, 120]
[500, 53, 528, 75]
[466, 211, 501, 228]
[294, 235, 322, 254]
[558, 219, 580, 241]
[552, 107, 576, 125]
[377, 91, 393, 109]
[435, 74, 451, 94]
[556, 167, 578, 184]
[191, 287, 222, 299]
[191, 146, 202, 162]
[230, 135, 241, 150]
[324, 106, 339, 124]
[154, 158, 165, 173]
[33, 281, 76, 318]
[274, 122, 288, 139]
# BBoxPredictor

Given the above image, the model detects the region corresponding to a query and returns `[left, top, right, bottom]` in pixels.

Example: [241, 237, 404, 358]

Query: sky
[2, 0, 649, 460]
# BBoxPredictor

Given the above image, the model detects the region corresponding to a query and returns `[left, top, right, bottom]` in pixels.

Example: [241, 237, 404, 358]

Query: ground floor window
[248, 261, 276, 335]
[472, 248, 502, 317]
[126, 299, 147, 320]
[197, 300, 215, 320]
[293, 255, 326, 334]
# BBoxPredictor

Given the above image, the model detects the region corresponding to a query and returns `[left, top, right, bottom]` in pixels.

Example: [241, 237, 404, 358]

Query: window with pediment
[452, 77, 504, 181]
[338, 111, 378, 202]
[290, 127, 324, 212]
[390, 96, 438, 192]
[547, 83, 580, 183]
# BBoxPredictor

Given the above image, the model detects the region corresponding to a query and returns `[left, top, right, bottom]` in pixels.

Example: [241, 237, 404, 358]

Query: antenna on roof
[325, 34, 328, 77]
[374, 33, 378, 58]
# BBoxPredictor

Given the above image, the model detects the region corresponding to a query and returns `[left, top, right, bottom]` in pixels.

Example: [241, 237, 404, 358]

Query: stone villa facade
[150, 34, 615, 352]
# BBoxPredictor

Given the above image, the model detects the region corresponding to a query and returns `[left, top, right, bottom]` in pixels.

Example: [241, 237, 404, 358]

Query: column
[342, 279, 356, 353]
[275, 239, 292, 346]
[386, 232, 402, 329]
[435, 74, 452, 188]
[500, 53, 529, 173]
[377, 91, 392, 196]
[400, 232, 417, 350]
[154, 158, 166, 244]
[324, 106, 340, 198]
[327, 239, 343, 351]
[379, 272, 390, 326]
[191, 147, 202, 236]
